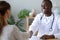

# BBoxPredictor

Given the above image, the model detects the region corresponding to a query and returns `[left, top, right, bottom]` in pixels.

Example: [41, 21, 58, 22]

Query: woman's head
[41, 0, 52, 14]
[0, 1, 11, 20]
[0, 1, 11, 35]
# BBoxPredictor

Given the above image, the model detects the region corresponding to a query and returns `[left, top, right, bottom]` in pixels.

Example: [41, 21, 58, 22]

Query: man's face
[41, 1, 52, 14]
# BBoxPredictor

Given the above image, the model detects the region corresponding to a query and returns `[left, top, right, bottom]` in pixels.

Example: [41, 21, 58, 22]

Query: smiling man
[29, 0, 60, 40]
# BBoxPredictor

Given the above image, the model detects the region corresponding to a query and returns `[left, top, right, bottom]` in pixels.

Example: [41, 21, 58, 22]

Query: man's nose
[43, 7, 48, 10]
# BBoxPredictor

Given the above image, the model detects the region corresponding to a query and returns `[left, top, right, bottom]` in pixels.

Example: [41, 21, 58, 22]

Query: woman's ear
[4, 10, 11, 20]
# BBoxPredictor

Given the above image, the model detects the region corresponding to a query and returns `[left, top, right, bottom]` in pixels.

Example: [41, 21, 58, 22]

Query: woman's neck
[4, 19, 8, 26]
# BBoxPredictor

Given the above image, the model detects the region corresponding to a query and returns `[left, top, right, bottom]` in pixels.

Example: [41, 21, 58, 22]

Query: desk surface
[41, 39, 60, 40]
[49, 39, 60, 40]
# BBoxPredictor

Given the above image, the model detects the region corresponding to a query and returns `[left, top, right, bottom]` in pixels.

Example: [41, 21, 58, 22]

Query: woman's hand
[29, 31, 33, 38]
[40, 35, 55, 39]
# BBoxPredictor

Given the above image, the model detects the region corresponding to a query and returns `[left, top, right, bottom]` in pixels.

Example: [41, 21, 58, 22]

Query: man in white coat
[29, 0, 60, 40]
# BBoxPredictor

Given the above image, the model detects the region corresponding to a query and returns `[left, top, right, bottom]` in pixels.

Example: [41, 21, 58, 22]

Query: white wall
[5, 0, 60, 21]
[0, 0, 4, 1]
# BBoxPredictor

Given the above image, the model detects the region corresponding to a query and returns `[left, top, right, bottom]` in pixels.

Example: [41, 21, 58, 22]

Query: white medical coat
[29, 13, 60, 39]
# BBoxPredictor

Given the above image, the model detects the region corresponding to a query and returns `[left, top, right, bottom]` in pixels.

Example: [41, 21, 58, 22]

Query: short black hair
[42, 0, 52, 8]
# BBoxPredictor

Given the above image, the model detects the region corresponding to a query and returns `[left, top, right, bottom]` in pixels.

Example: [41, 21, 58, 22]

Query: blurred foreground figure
[0, 1, 30, 40]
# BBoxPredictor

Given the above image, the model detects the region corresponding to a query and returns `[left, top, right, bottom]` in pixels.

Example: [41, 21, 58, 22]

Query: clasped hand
[40, 34, 55, 39]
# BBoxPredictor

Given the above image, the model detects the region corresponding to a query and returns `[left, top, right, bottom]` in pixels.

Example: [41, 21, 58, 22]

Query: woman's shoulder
[1, 25, 19, 40]
[3, 25, 17, 34]
[4, 25, 16, 29]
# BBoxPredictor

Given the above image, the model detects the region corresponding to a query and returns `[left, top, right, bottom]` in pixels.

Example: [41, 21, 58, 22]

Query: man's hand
[40, 35, 55, 39]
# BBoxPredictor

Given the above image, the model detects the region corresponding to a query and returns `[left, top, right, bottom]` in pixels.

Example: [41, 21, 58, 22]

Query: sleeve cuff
[54, 34, 60, 39]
